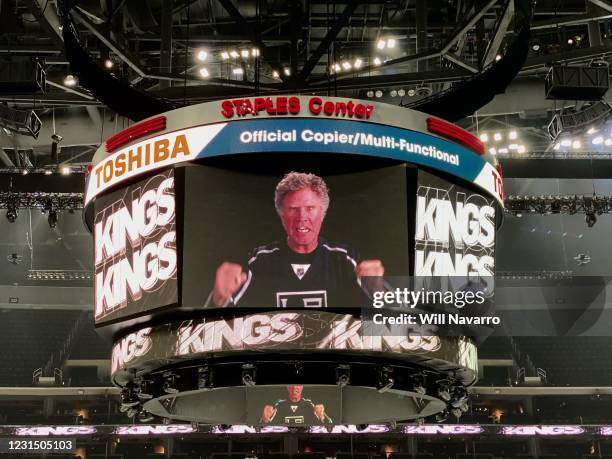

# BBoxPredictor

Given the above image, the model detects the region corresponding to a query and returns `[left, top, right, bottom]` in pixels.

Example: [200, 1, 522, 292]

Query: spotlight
[240, 49, 249, 59]
[605, 139, 612, 147]
[397, 89, 405, 97]
[493, 132, 502, 141]
[60, 166, 71, 175]
[232, 67, 244, 76]
[386, 38, 396, 48]
[353, 58, 363, 69]
[341, 61, 351, 70]
[517, 145, 526, 154]
[21, 168, 29, 175]
[199, 68, 210, 78]
[333, 63, 341, 72]
[587, 127, 598, 135]
[104, 59, 114, 69]
[435, 410, 449, 423]
[197, 366, 211, 390]
[586, 213, 597, 228]
[572, 140, 581, 149]
[220, 51, 230, 60]
[283, 68, 291, 76]
[242, 363, 256, 387]
[567, 38, 574, 45]
[376, 39, 386, 50]
[162, 372, 180, 394]
[6, 207, 17, 223]
[495, 54, 502, 61]
[373, 57, 382, 66]
[390, 90, 397, 97]
[229, 50, 239, 58]
[498, 148, 509, 154]
[48, 210, 58, 228]
[553, 142, 561, 150]
[561, 138, 572, 147]
[63, 75, 77, 87]
[488, 147, 497, 155]
[532, 43, 540, 51]
[272, 70, 280, 79]
[407, 89, 416, 97]
[366, 90, 374, 98]
[137, 410, 155, 423]
[377, 367, 394, 393]
[51, 133, 63, 143]
[437, 382, 451, 401]
[251, 48, 260, 57]
[335, 364, 350, 387]
[196, 49, 208, 62]
[375, 90, 383, 98]
[592, 136, 604, 145]
[479, 133, 489, 142]
[508, 130, 518, 140]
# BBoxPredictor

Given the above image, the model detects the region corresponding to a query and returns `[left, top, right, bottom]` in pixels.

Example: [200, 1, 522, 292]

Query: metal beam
[482, 0, 514, 67]
[444, 53, 479, 73]
[530, 12, 612, 30]
[298, 0, 361, 81]
[46, 80, 96, 101]
[588, 0, 612, 13]
[159, 0, 173, 90]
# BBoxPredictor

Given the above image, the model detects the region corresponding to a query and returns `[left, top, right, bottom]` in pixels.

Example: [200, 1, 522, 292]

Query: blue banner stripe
[196, 118, 487, 183]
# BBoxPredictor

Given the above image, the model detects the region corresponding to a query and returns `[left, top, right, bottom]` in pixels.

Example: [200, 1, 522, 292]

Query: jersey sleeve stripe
[248, 247, 280, 265]
[322, 243, 358, 267]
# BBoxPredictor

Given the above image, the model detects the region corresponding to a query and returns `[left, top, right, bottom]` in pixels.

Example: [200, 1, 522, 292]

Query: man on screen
[209, 172, 385, 308]
[260, 385, 332, 425]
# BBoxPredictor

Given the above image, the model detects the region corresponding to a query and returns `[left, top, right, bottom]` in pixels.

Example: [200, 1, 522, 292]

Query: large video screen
[182, 161, 412, 310]
[93, 169, 178, 325]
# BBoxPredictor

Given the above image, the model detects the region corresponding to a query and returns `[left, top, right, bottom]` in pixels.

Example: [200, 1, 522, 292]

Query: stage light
[21, 169, 29, 175]
[232, 67, 244, 76]
[162, 372, 179, 394]
[390, 90, 397, 97]
[499, 148, 509, 154]
[495, 54, 502, 61]
[104, 59, 114, 69]
[341, 61, 351, 70]
[60, 166, 71, 175]
[605, 139, 612, 146]
[196, 49, 208, 62]
[251, 48, 260, 57]
[373, 57, 382, 65]
[572, 140, 581, 149]
[586, 213, 597, 227]
[6, 207, 17, 223]
[272, 70, 279, 79]
[407, 88, 416, 96]
[137, 411, 155, 423]
[284, 68, 291, 76]
[509, 143, 519, 150]
[333, 63, 341, 72]
[479, 133, 489, 142]
[386, 38, 396, 48]
[197, 366, 211, 390]
[561, 138, 572, 147]
[220, 51, 230, 60]
[437, 382, 452, 401]
[376, 39, 386, 50]
[567, 38, 574, 45]
[240, 49, 249, 59]
[587, 127, 598, 134]
[366, 90, 374, 97]
[517, 145, 526, 153]
[63, 75, 77, 87]
[532, 43, 540, 51]
[375, 90, 383, 98]
[509, 130, 518, 140]
[377, 367, 394, 393]
[241, 364, 256, 387]
[48, 209, 58, 228]
[229, 50, 239, 58]
[354, 58, 363, 69]
[553, 142, 561, 150]
[592, 136, 604, 145]
[198, 68, 210, 78]
[488, 147, 497, 155]
[335, 364, 350, 387]
[398, 89, 405, 97]
[493, 132, 503, 141]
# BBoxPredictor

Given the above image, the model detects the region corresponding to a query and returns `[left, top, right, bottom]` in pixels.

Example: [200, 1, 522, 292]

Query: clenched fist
[314, 403, 326, 422]
[261, 404, 276, 423]
[355, 259, 385, 296]
[213, 262, 247, 306]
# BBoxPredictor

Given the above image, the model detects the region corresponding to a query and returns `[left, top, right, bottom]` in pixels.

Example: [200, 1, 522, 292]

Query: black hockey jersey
[232, 239, 369, 308]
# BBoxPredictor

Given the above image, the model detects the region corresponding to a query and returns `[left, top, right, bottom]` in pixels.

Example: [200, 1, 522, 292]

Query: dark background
[181, 155, 413, 309]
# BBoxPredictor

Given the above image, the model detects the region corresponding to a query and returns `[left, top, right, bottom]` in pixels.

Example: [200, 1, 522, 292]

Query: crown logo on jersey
[290, 405, 298, 413]
[291, 264, 311, 280]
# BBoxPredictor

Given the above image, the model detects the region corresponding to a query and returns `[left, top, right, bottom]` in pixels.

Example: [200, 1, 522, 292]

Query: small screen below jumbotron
[181, 155, 412, 310]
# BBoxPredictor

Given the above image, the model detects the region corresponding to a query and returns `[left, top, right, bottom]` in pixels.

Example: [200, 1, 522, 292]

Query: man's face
[287, 385, 303, 402]
[279, 187, 325, 253]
